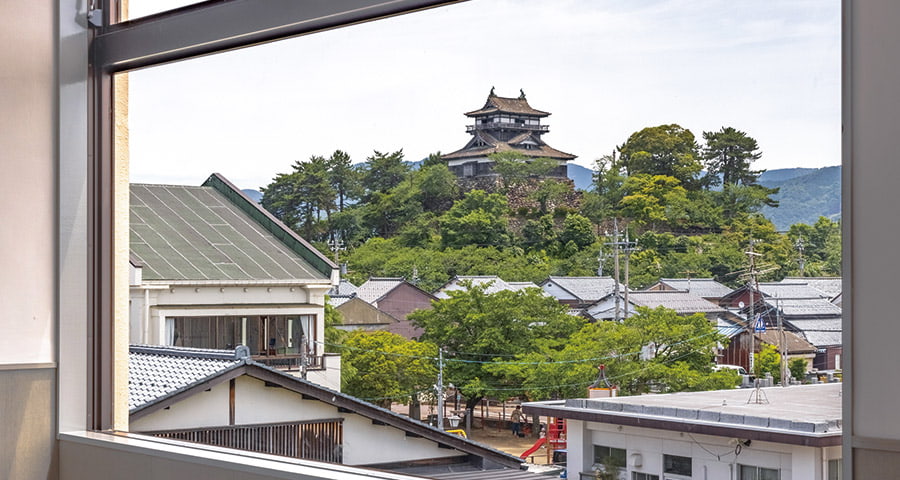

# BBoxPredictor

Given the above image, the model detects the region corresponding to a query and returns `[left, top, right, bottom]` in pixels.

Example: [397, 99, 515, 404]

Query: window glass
[827, 459, 842, 480]
[740, 464, 780, 480]
[632, 472, 659, 480]
[663, 454, 692, 476]
[593, 445, 626, 468]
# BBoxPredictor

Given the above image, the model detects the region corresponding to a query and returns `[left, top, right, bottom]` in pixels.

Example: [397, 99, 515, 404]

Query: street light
[448, 414, 462, 429]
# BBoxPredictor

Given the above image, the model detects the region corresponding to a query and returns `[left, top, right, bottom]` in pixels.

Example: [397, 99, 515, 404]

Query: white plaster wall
[0, 0, 56, 366]
[572, 421, 832, 480]
[152, 285, 312, 307]
[541, 282, 577, 302]
[340, 413, 460, 466]
[232, 376, 462, 465]
[130, 381, 231, 432]
[306, 354, 341, 392]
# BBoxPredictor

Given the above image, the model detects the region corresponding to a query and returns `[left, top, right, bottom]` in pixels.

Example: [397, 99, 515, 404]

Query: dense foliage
[263, 126, 839, 405]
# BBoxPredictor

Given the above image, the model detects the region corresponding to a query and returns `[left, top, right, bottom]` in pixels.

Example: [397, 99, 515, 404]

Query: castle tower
[442, 88, 576, 179]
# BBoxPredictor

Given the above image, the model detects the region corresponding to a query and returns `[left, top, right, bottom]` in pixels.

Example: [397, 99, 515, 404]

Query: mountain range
[567, 163, 841, 230]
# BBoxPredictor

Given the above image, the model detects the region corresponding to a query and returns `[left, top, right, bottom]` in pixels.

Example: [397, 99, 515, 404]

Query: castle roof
[464, 90, 550, 117]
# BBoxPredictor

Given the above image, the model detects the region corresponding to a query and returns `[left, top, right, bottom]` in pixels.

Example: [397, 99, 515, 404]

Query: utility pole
[436, 348, 444, 430]
[605, 219, 622, 321]
[777, 296, 787, 387]
[622, 231, 638, 319]
[300, 333, 308, 380]
[328, 236, 345, 264]
[745, 240, 768, 404]
[795, 235, 806, 277]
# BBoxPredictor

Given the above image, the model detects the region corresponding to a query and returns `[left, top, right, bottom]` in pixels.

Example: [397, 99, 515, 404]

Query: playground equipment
[520, 417, 566, 463]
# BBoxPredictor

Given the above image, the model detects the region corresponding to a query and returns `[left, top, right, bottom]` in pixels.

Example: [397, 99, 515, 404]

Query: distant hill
[568, 164, 594, 191]
[242, 189, 262, 203]
[760, 166, 841, 230]
[757, 168, 817, 184]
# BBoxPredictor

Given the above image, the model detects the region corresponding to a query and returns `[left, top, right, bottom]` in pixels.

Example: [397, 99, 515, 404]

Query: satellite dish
[738, 301, 745, 308]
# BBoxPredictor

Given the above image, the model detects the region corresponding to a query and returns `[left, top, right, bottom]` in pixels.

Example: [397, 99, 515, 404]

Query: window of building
[739, 464, 780, 480]
[632, 472, 659, 480]
[593, 445, 626, 468]
[827, 459, 843, 480]
[663, 454, 692, 476]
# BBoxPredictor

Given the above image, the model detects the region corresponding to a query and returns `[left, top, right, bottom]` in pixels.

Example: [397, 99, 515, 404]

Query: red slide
[519, 437, 547, 459]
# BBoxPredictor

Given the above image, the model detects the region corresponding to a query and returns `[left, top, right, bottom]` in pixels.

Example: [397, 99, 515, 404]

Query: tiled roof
[628, 291, 725, 314]
[758, 282, 830, 300]
[441, 137, 576, 161]
[128, 345, 523, 469]
[328, 279, 358, 296]
[434, 276, 539, 299]
[355, 277, 406, 303]
[781, 277, 842, 297]
[131, 181, 329, 282]
[657, 278, 732, 299]
[784, 318, 843, 347]
[766, 297, 842, 317]
[464, 91, 550, 117]
[541, 276, 621, 303]
[327, 293, 355, 307]
[129, 345, 245, 412]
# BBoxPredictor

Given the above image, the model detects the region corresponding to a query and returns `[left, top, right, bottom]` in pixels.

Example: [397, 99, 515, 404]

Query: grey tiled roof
[434, 276, 540, 299]
[785, 318, 843, 346]
[541, 276, 620, 303]
[328, 279, 358, 296]
[130, 183, 328, 282]
[758, 282, 830, 300]
[355, 278, 406, 303]
[327, 293, 355, 307]
[129, 345, 244, 412]
[627, 291, 725, 314]
[657, 278, 732, 299]
[766, 297, 842, 317]
[781, 277, 842, 297]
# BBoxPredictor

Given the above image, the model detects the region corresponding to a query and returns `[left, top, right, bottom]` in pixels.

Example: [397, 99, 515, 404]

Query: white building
[525, 384, 842, 480]
[129, 174, 340, 389]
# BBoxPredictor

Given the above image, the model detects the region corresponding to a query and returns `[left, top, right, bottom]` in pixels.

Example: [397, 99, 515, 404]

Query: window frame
[592, 444, 626, 469]
[662, 454, 692, 476]
[87, 0, 461, 431]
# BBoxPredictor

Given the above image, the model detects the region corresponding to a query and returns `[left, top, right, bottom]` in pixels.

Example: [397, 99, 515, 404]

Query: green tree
[487, 307, 738, 399]
[789, 357, 808, 382]
[490, 152, 558, 189]
[617, 124, 703, 189]
[410, 283, 584, 411]
[522, 215, 557, 251]
[618, 174, 690, 228]
[415, 163, 459, 213]
[701, 126, 763, 187]
[530, 179, 570, 214]
[341, 330, 437, 409]
[754, 344, 782, 384]
[439, 190, 511, 248]
[362, 149, 410, 197]
[325, 149, 362, 212]
[559, 213, 596, 250]
[323, 298, 346, 353]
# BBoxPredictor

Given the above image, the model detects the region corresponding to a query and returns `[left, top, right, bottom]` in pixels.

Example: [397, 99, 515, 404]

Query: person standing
[510, 405, 525, 437]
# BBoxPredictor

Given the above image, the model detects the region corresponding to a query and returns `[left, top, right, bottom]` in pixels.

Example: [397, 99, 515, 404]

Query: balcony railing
[142, 419, 344, 463]
[253, 353, 325, 372]
[466, 123, 549, 133]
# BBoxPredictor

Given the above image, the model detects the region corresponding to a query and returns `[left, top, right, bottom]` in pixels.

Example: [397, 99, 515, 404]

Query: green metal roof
[130, 178, 332, 282]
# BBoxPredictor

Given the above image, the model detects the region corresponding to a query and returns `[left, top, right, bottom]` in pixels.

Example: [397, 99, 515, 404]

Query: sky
[127, 0, 841, 191]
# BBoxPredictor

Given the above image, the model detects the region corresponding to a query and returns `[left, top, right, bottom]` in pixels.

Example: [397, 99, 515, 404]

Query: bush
[788, 358, 808, 382]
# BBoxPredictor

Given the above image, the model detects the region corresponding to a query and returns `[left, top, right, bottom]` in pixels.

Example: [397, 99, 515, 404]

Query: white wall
[130, 381, 231, 431]
[135, 375, 464, 466]
[569, 421, 837, 480]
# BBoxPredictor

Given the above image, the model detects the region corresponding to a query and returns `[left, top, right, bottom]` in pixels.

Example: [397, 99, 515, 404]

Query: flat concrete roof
[525, 383, 841, 447]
